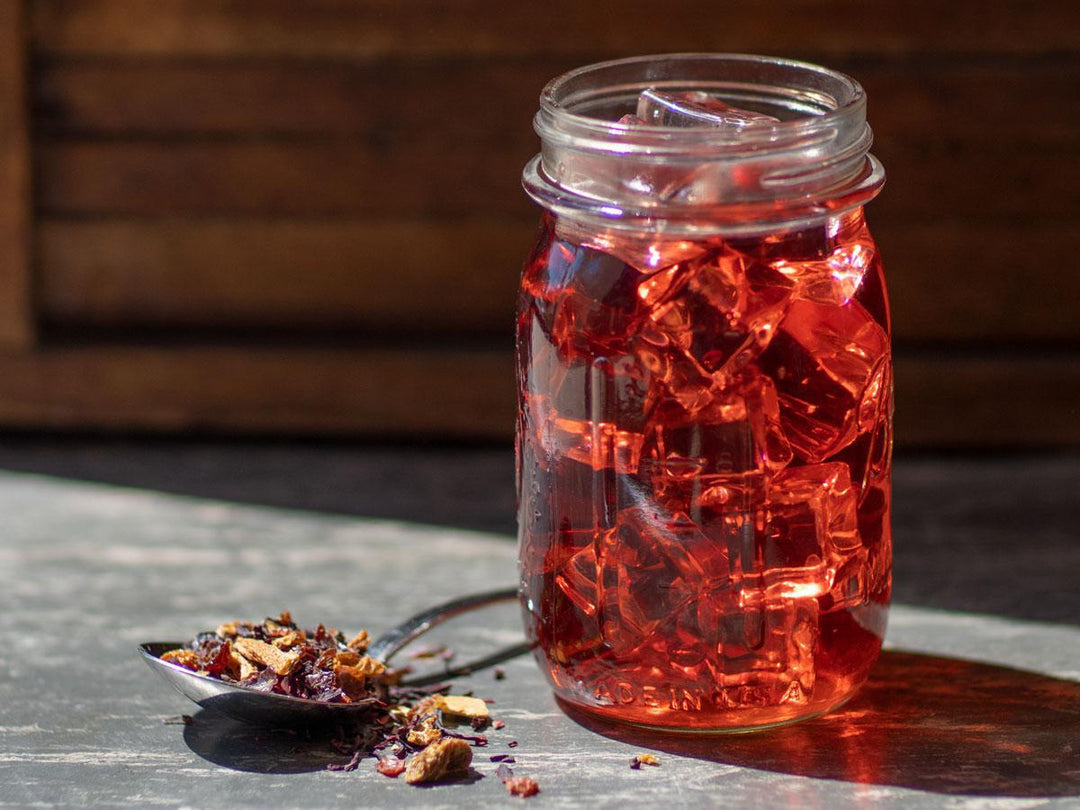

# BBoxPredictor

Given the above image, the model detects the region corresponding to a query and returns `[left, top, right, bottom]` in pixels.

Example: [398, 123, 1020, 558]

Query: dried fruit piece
[408, 695, 439, 721]
[404, 737, 473, 785]
[434, 695, 490, 723]
[229, 646, 258, 680]
[505, 776, 541, 797]
[630, 753, 661, 769]
[272, 630, 306, 649]
[334, 650, 361, 666]
[161, 649, 200, 670]
[334, 656, 387, 699]
[347, 630, 370, 651]
[232, 637, 300, 676]
[496, 763, 540, 798]
[406, 715, 443, 747]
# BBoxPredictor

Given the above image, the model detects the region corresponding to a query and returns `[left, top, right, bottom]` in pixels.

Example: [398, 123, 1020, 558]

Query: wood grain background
[1, 0, 1077, 446]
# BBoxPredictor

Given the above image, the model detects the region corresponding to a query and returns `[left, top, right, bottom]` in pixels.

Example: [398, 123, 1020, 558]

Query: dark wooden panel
[0, 0, 35, 349]
[35, 140, 1077, 220]
[34, 60, 551, 139]
[0, 343, 1074, 446]
[874, 220, 1079, 343]
[30, 0, 1079, 58]
[37, 219, 528, 332]
[896, 355, 1080, 448]
[34, 60, 1079, 145]
[861, 62, 1079, 146]
[0, 344, 515, 437]
[34, 140, 534, 218]
[34, 140, 533, 218]
[37, 218, 1078, 342]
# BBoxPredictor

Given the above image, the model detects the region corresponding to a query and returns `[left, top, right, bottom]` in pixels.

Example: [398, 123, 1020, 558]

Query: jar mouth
[526, 53, 883, 234]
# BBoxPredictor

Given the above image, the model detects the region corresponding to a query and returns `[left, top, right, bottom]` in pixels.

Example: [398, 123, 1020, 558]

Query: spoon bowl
[141, 587, 527, 726]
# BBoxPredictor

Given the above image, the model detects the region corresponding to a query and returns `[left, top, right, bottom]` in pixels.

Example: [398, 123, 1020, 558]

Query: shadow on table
[562, 650, 1080, 798]
[182, 711, 361, 774]
[182, 712, 490, 783]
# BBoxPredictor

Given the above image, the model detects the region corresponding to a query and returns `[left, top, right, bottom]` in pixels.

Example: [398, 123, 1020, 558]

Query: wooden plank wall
[0, 0, 1076, 445]
[0, 0, 34, 349]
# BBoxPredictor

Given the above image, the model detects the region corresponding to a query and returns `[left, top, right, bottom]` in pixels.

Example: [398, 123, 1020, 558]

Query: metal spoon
[140, 587, 527, 726]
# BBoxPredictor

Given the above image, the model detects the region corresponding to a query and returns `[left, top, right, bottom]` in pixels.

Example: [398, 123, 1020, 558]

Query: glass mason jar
[515, 54, 892, 732]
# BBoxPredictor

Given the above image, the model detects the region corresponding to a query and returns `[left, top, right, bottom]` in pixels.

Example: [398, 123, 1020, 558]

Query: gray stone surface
[0, 440, 1076, 625]
[0, 471, 1078, 808]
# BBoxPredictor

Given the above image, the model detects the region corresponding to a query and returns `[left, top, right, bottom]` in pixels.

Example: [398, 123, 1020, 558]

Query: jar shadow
[559, 650, 1080, 798]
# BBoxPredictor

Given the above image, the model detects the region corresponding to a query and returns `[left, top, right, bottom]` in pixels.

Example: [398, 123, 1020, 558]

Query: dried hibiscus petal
[376, 756, 406, 778]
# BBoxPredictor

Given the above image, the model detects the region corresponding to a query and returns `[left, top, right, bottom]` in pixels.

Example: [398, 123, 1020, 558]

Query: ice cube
[695, 472, 769, 511]
[742, 373, 794, 473]
[650, 393, 759, 475]
[545, 415, 646, 473]
[558, 353, 656, 429]
[761, 462, 862, 600]
[644, 374, 791, 493]
[677, 596, 818, 704]
[759, 298, 889, 462]
[520, 525, 604, 664]
[552, 250, 650, 357]
[647, 247, 794, 379]
[852, 243, 891, 333]
[520, 310, 565, 400]
[856, 480, 892, 602]
[771, 238, 878, 308]
[833, 359, 893, 498]
[556, 544, 601, 616]
[519, 226, 574, 337]
[728, 224, 833, 264]
[534, 354, 654, 473]
[825, 547, 869, 611]
[632, 327, 716, 417]
[554, 218, 709, 273]
[521, 446, 654, 536]
[524, 234, 654, 359]
[597, 505, 729, 658]
[636, 89, 780, 129]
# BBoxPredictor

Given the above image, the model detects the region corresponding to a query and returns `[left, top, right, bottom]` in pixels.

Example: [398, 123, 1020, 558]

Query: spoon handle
[367, 586, 521, 664]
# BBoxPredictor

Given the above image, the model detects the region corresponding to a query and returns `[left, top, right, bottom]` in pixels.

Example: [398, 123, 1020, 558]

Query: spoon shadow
[561, 650, 1080, 797]
[181, 710, 492, 780]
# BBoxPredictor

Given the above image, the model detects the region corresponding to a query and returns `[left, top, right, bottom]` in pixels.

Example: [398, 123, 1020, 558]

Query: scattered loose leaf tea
[159, 611, 514, 793]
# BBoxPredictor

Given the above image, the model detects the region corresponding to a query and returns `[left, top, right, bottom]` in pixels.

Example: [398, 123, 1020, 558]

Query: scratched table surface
[0, 441, 1078, 808]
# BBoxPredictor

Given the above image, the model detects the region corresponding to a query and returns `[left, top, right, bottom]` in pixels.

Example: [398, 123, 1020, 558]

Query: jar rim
[539, 52, 867, 152]
[525, 53, 884, 233]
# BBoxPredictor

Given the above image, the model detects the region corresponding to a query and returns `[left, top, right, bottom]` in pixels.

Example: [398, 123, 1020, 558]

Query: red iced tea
[517, 208, 892, 731]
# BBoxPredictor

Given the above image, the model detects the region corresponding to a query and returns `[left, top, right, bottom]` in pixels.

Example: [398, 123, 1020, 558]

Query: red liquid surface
[516, 210, 893, 730]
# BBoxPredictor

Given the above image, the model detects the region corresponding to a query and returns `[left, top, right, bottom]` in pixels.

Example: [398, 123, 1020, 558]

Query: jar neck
[522, 53, 884, 236]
